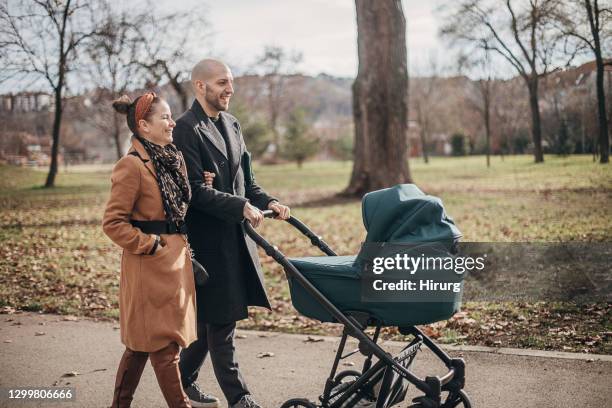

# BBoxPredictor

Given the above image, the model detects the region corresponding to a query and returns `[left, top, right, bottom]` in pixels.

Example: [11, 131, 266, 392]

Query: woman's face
[138, 100, 176, 146]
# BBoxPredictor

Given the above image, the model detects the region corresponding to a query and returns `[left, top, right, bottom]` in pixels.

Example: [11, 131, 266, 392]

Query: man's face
[204, 68, 234, 112]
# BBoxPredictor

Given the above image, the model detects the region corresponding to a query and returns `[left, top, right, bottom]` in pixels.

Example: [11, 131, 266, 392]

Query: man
[172, 59, 290, 408]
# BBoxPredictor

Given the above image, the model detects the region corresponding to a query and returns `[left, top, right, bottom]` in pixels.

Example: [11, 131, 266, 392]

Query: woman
[103, 92, 196, 408]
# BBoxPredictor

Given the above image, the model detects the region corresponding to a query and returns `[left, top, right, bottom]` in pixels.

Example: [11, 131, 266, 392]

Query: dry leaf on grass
[304, 336, 324, 343]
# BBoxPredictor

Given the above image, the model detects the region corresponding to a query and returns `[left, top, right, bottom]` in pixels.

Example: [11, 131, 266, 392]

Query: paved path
[1, 313, 611, 407]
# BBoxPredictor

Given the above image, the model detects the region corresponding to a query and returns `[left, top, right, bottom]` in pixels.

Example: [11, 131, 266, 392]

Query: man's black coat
[172, 99, 274, 324]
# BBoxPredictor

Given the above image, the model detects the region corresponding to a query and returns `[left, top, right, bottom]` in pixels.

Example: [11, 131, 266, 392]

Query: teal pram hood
[288, 184, 464, 327]
[361, 184, 462, 244]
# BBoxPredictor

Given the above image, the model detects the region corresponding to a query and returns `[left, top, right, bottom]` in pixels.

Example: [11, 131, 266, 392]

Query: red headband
[134, 92, 157, 125]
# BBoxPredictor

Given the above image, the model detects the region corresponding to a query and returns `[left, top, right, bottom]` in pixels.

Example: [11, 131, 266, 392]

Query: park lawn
[0, 155, 610, 353]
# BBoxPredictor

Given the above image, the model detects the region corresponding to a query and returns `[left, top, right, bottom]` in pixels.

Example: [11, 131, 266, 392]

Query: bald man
[172, 59, 290, 408]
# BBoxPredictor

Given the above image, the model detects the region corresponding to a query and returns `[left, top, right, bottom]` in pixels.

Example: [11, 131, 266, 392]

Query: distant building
[0, 92, 52, 113]
[0, 131, 53, 166]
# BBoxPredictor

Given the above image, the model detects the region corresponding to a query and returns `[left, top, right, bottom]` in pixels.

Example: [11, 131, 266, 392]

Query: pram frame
[244, 211, 469, 407]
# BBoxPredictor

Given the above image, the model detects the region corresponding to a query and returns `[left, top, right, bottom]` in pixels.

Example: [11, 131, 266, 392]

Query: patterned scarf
[136, 136, 191, 224]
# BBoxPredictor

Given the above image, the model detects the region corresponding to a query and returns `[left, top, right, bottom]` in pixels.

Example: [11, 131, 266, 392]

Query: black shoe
[183, 383, 219, 408]
[231, 394, 262, 408]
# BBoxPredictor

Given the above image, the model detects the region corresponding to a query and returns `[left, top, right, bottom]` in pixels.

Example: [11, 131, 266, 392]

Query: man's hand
[268, 201, 290, 220]
[203, 171, 215, 187]
[243, 202, 264, 228]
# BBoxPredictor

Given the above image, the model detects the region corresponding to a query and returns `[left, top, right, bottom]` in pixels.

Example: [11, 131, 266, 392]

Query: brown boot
[150, 342, 191, 408]
[111, 348, 148, 408]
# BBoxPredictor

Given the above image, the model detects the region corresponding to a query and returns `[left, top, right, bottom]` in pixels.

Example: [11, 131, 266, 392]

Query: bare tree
[492, 76, 532, 156]
[411, 54, 441, 164]
[441, 0, 567, 163]
[555, 0, 610, 163]
[345, 0, 412, 196]
[460, 50, 497, 166]
[250, 46, 303, 162]
[86, 8, 141, 159]
[133, 8, 209, 112]
[0, 0, 102, 187]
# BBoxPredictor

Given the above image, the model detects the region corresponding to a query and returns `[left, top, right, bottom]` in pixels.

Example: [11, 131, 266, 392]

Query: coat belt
[130, 220, 188, 235]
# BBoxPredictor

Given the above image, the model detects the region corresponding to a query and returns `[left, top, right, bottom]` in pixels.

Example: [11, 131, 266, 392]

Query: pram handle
[242, 214, 457, 396]
[259, 210, 337, 256]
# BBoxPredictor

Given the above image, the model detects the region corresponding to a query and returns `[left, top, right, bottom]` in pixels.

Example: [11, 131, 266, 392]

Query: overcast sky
[179, 0, 451, 78]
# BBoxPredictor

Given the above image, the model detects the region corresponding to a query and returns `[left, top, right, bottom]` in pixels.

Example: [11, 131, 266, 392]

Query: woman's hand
[203, 171, 215, 187]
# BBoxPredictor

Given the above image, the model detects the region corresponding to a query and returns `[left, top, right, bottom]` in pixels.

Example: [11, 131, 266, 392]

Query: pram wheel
[409, 390, 471, 408]
[333, 369, 361, 385]
[279, 398, 317, 408]
[441, 390, 471, 408]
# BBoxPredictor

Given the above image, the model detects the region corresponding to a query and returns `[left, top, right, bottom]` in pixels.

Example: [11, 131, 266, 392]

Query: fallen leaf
[61, 371, 79, 377]
[257, 352, 275, 358]
[303, 336, 324, 343]
[236, 334, 248, 339]
[35, 331, 46, 336]
[0, 306, 16, 314]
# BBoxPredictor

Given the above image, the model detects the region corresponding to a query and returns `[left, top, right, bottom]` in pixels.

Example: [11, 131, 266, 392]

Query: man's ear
[195, 79, 206, 93]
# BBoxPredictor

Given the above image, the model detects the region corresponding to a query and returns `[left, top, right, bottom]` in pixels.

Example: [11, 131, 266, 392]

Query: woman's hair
[112, 93, 163, 134]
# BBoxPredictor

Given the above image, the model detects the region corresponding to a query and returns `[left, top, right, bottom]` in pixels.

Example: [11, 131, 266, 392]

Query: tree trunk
[113, 113, 123, 160]
[45, 87, 63, 188]
[594, 51, 609, 164]
[481, 79, 491, 167]
[584, 0, 609, 164]
[527, 78, 544, 163]
[485, 105, 491, 168]
[420, 127, 429, 164]
[345, 0, 411, 196]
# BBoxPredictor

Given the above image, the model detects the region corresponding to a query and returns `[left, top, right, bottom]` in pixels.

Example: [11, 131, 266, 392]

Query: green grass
[0, 155, 610, 353]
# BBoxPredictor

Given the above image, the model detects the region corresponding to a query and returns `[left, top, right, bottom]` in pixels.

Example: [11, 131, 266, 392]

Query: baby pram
[244, 185, 471, 408]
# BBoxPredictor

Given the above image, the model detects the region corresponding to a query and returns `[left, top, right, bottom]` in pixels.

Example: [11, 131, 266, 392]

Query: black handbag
[192, 257, 209, 287]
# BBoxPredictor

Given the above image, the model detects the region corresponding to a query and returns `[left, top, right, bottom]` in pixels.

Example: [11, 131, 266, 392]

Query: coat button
[219, 161, 225, 167]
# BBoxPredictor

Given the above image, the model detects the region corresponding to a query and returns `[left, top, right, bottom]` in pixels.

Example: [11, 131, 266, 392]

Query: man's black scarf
[136, 135, 191, 224]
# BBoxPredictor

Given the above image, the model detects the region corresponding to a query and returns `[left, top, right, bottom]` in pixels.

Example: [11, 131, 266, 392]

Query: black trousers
[179, 321, 249, 405]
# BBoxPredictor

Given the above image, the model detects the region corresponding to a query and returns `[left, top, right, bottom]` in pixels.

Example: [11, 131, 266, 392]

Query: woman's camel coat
[103, 137, 197, 352]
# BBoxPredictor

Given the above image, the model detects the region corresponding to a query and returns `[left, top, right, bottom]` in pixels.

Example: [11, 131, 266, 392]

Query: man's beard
[205, 91, 228, 112]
